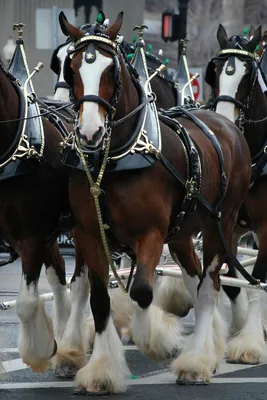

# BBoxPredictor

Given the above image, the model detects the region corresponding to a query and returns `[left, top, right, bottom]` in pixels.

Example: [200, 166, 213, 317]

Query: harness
[60, 27, 260, 290]
[0, 30, 74, 263]
[0, 37, 45, 181]
[0, 34, 73, 179]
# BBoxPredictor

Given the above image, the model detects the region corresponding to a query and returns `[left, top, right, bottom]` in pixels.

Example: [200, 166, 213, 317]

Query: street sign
[36, 8, 75, 50]
[189, 67, 204, 102]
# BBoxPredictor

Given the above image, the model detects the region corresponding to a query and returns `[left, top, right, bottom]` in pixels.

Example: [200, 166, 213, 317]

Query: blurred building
[0, 0, 145, 97]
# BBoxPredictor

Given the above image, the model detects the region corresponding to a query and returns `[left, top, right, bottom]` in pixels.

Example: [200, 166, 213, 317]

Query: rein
[0, 98, 74, 124]
[76, 133, 127, 293]
[111, 96, 153, 127]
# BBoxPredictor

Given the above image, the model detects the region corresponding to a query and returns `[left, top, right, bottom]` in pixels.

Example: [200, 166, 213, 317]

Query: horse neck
[0, 67, 20, 154]
[151, 77, 176, 108]
[244, 82, 267, 158]
[110, 59, 139, 150]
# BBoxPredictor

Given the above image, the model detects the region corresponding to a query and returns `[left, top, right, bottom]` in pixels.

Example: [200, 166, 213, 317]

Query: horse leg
[222, 231, 248, 336]
[44, 241, 71, 344]
[129, 230, 183, 360]
[74, 228, 130, 394]
[168, 236, 201, 311]
[170, 236, 227, 375]
[227, 227, 267, 364]
[172, 223, 228, 384]
[16, 238, 57, 372]
[152, 244, 193, 317]
[53, 234, 90, 378]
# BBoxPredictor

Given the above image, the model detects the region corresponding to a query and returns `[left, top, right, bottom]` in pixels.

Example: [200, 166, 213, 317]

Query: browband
[67, 34, 117, 55]
[217, 48, 256, 59]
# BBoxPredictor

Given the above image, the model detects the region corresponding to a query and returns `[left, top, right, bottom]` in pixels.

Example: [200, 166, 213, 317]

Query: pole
[52, 6, 59, 88]
[178, 0, 189, 61]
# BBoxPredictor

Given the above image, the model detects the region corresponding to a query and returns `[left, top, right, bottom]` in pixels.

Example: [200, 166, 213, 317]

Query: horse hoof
[73, 387, 111, 396]
[51, 340, 57, 358]
[54, 365, 77, 379]
[176, 377, 209, 386]
[226, 358, 259, 366]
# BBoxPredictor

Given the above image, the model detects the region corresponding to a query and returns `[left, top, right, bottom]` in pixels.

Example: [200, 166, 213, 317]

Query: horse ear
[217, 24, 228, 49]
[58, 11, 83, 41]
[247, 26, 262, 52]
[104, 12, 123, 41]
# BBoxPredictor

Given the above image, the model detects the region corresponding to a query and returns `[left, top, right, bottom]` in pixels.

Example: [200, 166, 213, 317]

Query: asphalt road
[0, 255, 267, 400]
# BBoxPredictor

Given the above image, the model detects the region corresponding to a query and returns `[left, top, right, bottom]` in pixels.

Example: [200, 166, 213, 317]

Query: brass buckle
[185, 178, 197, 199]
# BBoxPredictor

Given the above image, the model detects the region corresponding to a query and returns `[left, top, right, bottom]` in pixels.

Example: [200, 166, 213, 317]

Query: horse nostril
[92, 127, 103, 141]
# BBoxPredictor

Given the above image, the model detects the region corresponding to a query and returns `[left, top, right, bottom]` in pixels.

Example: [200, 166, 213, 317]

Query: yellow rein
[75, 133, 127, 293]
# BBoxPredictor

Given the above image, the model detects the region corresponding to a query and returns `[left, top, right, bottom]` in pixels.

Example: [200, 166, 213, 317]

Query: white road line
[0, 346, 138, 354]
[2, 358, 28, 373]
[214, 361, 264, 375]
[1, 377, 267, 390]
[0, 348, 18, 353]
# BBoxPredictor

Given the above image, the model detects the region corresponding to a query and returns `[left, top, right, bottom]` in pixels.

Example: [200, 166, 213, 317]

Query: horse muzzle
[76, 126, 105, 150]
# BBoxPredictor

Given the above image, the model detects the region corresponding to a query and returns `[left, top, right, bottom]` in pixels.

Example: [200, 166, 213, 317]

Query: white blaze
[216, 58, 246, 123]
[54, 44, 70, 102]
[78, 50, 112, 144]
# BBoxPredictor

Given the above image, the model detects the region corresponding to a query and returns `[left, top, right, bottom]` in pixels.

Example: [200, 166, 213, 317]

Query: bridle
[64, 27, 154, 150]
[209, 47, 261, 133]
[65, 29, 122, 140]
[51, 23, 101, 94]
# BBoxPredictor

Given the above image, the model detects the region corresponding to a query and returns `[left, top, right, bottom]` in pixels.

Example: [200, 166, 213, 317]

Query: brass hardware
[133, 25, 148, 41]
[217, 49, 256, 59]
[185, 178, 198, 198]
[86, 53, 94, 60]
[90, 183, 102, 198]
[179, 39, 190, 55]
[13, 23, 25, 39]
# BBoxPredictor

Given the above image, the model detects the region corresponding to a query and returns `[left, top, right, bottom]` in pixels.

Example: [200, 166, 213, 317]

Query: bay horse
[50, 31, 181, 108]
[249, 25, 267, 58]
[205, 24, 267, 364]
[58, 12, 251, 393]
[0, 60, 80, 373]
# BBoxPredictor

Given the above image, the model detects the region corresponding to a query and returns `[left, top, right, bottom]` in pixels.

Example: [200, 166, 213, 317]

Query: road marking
[0, 345, 138, 354]
[2, 358, 28, 372]
[1, 376, 267, 390]
[0, 348, 18, 353]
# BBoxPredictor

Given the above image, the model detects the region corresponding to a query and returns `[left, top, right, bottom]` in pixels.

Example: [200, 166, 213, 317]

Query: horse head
[59, 11, 137, 150]
[50, 39, 72, 101]
[51, 17, 107, 102]
[205, 24, 263, 124]
[249, 25, 267, 58]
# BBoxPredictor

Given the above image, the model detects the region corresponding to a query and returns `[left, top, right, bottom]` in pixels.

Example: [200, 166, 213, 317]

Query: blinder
[63, 55, 73, 88]
[205, 59, 216, 88]
[50, 47, 60, 75]
[50, 39, 72, 75]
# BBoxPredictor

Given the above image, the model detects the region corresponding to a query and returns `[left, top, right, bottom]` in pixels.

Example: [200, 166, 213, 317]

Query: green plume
[96, 12, 104, 24]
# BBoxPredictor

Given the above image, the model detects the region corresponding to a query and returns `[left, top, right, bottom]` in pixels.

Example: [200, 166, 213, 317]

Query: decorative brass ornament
[226, 65, 234, 72]
[86, 53, 94, 60]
